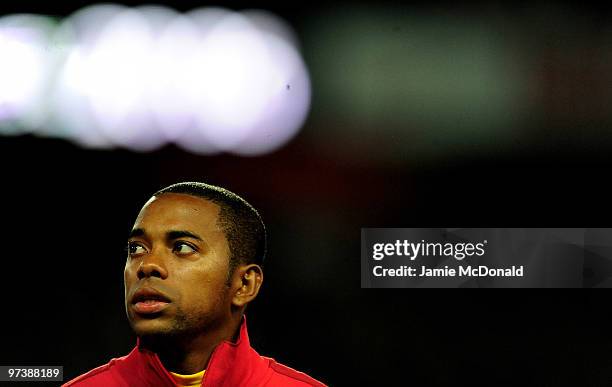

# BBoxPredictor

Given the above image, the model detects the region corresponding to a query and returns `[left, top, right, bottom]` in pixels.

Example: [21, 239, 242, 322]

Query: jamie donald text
[370, 239, 524, 279]
[373, 264, 524, 278]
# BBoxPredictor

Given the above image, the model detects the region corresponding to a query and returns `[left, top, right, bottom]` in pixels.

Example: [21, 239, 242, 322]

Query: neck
[140, 317, 242, 375]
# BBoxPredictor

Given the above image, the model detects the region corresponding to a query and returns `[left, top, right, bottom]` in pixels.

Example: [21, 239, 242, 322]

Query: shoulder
[62, 361, 118, 386]
[62, 349, 138, 387]
[263, 357, 327, 387]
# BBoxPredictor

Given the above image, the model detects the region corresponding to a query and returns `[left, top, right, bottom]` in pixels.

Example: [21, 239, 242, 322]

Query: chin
[130, 318, 176, 337]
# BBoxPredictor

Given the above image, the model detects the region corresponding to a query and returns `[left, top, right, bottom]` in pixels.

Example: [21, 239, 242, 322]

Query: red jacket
[64, 318, 326, 387]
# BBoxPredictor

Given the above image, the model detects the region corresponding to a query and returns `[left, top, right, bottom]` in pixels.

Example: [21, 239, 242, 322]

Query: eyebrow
[128, 228, 204, 242]
[128, 228, 145, 239]
[167, 230, 203, 242]
[128, 228, 203, 242]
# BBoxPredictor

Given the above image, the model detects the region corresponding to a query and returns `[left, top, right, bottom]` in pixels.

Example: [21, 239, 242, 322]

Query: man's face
[124, 193, 233, 338]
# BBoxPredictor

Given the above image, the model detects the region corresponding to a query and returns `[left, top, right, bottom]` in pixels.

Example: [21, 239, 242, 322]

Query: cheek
[175, 266, 229, 308]
[124, 263, 136, 286]
[123, 262, 141, 301]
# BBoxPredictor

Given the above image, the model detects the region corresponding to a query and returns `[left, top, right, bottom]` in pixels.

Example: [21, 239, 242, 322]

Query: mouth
[130, 287, 171, 315]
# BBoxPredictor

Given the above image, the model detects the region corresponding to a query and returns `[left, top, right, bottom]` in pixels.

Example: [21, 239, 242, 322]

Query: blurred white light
[73, 9, 163, 151]
[136, 5, 187, 141]
[52, 47, 113, 148]
[192, 14, 275, 147]
[49, 4, 127, 148]
[241, 9, 300, 51]
[166, 7, 234, 155]
[147, 14, 209, 145]
[0, 15, 54, 135]
[177, 8, 311, 155]
[0, 4, 312, 155]
[233, 33, 311, 155]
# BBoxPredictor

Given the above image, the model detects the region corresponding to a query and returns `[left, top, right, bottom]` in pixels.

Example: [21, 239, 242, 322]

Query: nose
[136, 252, 169, 280]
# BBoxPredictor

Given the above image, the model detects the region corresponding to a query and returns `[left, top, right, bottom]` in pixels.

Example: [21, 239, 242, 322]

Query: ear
[231, 264, 263, 308]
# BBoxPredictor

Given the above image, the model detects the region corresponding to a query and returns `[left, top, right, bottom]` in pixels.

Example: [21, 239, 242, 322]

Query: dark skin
[124, 193, 263, 374]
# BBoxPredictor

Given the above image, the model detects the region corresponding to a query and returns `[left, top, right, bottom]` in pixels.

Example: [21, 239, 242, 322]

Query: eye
[127, 242, 147, 256]
[173, 242, 196, 255]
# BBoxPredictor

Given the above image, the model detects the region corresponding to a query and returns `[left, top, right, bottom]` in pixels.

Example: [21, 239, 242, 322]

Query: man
[65, 182, 326, 387]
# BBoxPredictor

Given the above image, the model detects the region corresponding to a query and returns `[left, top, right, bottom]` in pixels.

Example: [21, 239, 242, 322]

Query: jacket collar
[132, 316, 267, 387]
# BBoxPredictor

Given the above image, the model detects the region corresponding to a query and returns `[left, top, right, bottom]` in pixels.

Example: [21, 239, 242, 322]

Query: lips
[131, 287, 171, 314]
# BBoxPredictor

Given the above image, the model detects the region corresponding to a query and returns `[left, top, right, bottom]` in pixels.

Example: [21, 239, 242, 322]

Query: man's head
[124, 182, 265, 339]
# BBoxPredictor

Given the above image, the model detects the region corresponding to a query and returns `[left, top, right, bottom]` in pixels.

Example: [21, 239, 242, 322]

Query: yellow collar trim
[169, 369, 205, 386]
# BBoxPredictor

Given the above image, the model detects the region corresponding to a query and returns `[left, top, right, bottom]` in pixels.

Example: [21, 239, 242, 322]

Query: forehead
[134, 193, 221, 232]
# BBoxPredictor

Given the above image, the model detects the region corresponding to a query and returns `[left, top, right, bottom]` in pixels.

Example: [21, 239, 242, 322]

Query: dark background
[2, 1, 612, 386]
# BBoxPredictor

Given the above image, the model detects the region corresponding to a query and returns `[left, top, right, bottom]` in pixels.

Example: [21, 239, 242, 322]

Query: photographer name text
[372, 265, 524, 278]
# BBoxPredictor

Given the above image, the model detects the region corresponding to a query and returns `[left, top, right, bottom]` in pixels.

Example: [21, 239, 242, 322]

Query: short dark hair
[153, 182, 266, 273]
